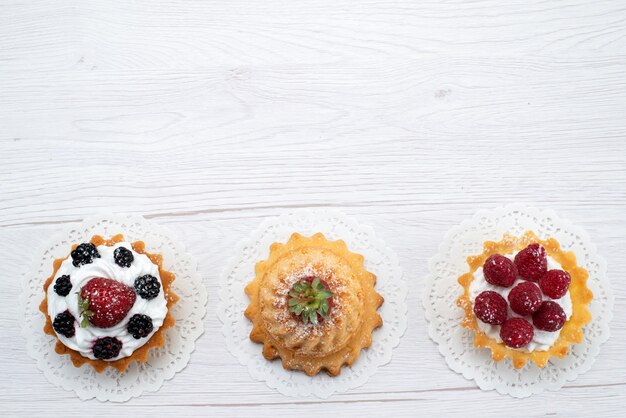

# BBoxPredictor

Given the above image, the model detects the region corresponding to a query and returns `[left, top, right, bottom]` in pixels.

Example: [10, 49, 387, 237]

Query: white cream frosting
[469, 254, 572, 352]
[47, 242, 167, 361]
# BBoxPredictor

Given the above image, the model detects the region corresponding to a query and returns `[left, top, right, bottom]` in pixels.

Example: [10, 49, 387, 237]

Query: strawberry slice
[79, 277, 136, 328]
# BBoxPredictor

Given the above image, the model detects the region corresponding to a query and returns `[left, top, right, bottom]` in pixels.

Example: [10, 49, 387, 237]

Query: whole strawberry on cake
[456, 231, 593, 369]
[40, 234, 178, 372]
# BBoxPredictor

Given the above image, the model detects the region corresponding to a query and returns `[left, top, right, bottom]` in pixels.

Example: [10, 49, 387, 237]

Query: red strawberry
[79, 277, 136, 328]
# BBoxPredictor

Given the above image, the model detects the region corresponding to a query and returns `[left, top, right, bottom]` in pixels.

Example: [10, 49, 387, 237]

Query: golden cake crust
[456, 231, 593, 368]
[39, 234, 179, 373]
[244, 232, 383, 376]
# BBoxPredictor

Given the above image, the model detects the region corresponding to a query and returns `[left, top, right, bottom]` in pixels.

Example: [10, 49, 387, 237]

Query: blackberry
[127, 314, 153, 339]
[53, 275, 72, 296]
[53, 310, 76, 338]
[113, 246, 134, 268]
[134, 275, 161, 300]
[71, 243, 100, 267]
[92, 336, 122, 360]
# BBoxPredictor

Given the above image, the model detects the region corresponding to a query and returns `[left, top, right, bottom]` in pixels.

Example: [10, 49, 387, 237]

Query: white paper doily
[423, 205, 613, 398]
[19, 215, 207, 402]
[218, 209, 407, 398]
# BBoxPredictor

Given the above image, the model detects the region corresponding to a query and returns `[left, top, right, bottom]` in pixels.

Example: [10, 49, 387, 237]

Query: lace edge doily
[217, 208, 408, 398]
[422, 204, 613, 397]
[18, 214, 208, 402]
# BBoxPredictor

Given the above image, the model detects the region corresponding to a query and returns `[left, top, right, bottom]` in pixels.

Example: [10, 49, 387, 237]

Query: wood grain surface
[1, 1, 625, 416]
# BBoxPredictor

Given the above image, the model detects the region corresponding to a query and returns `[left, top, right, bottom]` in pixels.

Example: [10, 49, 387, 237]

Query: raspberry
[52, 310, 76, 338]
[92, 336, 122, 360]
[533, 301, 566, 332]
[71, 243, 100, 267]
[127, 314, 154, 339]
[500, 317, 534, 348]
[53, 275, 72, 296]
[539, 269, 571, 299]
[134, 275, 161, 300]
[483, 254, 518, 287]
[507, 282, 542, 316]
[113, 246, 134, 268]
[473, 291, 508, 325]
[514, 243, 547, 282]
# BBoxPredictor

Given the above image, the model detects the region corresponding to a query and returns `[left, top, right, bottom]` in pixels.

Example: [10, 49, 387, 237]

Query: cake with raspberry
[39, 234, 179, 372]
[244, 232, 383, 376]
[456, 231, 593, 368]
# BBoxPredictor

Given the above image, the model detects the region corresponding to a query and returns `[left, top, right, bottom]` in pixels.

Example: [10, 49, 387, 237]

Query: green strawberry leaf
[287, 277, 333, 325]
[76, 292, 93, 328]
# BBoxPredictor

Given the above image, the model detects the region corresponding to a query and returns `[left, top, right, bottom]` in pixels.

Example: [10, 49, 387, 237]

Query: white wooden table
[1, 1, 625, 416]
